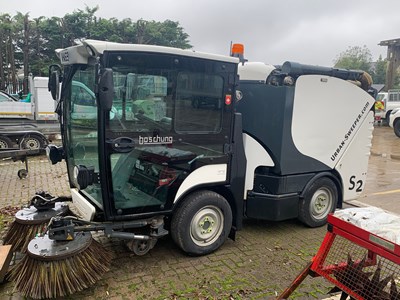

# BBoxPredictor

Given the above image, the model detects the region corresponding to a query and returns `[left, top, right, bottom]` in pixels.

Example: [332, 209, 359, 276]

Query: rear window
[377, 93, 386, 101]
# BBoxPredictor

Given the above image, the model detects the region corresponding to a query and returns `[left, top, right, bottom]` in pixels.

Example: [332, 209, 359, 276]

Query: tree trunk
[9, 37, 17, 93]
[0, 32, 4, 90]
[23, 14, 30, 93]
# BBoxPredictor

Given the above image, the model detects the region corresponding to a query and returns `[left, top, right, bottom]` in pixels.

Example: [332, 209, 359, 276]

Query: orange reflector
[231, 43, 244, 56]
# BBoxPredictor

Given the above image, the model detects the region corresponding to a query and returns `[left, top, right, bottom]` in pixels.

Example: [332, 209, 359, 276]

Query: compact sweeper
[3, 40, 375, 298]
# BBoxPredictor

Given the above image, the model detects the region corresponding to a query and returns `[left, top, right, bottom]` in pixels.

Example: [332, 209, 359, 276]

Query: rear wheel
[394, 119, 400, 138]
[171, 190, 232, 256]
[0, 136, 13, 149]
[20, 134, 46, 150]
[298, 177, 338, 227]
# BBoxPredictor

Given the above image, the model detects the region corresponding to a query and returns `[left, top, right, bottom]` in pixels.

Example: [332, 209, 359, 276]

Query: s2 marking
[349, 175, 363, 192]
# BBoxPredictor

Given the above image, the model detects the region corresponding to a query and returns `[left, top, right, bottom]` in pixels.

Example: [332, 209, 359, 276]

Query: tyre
[171, 190, 232, 256]
[394, 119, 400, 138]
[0, 136, 13, 149]
[17, 169, 28, 179]
[20, 134, 46, 150]
[386, 111, 392, 125]
[298, 177, 338, 228]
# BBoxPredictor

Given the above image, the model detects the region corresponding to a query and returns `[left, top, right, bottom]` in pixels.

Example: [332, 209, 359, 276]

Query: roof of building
[379, 38, 400, 46]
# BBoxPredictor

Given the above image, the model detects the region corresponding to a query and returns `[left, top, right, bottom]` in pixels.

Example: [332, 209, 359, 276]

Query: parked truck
[0, 76, 57, 121]
[0, 75, 58, 150]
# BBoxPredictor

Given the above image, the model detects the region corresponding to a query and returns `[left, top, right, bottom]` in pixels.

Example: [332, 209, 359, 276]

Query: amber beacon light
[231, 43, 244, 56]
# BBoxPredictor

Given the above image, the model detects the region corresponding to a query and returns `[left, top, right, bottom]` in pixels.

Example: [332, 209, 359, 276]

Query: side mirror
[48, 65, 62, 101]
[98, 68, 114, 111]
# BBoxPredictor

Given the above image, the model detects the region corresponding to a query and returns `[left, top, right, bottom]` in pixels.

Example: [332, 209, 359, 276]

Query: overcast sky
[2, 0, 399, 66]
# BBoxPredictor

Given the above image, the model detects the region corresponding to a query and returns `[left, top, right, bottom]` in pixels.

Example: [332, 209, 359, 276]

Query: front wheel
[171, 190, 232, 256]
[298, 177, 338, 227]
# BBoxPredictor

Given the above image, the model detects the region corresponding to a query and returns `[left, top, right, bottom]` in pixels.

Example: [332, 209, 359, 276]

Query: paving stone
[0, 155, 340, 299]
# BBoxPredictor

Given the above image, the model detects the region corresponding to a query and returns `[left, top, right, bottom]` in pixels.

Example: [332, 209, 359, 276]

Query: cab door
[98, 51, 236, 220]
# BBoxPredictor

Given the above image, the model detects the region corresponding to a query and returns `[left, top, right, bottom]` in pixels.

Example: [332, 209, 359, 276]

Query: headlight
[73, 165, 96, 190]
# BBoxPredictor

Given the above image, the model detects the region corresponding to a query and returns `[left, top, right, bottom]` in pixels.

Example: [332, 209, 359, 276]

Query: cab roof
[56, 39, 239, 65]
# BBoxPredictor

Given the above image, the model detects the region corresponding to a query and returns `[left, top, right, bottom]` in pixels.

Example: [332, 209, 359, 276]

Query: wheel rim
[23, 137, 40, 150]
[190, 205, 224, 247]
[0, 139, 8, 149]
[133, 240, 150, 255]
[309, 187, 333, 220]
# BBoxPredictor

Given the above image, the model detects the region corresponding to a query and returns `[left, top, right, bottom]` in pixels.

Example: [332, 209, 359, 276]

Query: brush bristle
[3, 221, 47, 252]
[9, 238, 113, 299]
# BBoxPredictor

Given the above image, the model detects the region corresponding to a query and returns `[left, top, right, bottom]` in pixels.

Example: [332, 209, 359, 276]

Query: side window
[175, 72, 223, 133]
[109, 73, 171, 131]
[0, 95, 8, 102]
[72, 83, 96, 106]
[389, 93, 399, 102]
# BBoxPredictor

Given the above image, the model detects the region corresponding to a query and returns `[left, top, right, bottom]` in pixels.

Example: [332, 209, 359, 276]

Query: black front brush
[8, 231, 113, 299]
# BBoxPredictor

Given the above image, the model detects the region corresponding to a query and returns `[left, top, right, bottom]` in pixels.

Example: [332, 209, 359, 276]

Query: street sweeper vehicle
[5, 40, 375, 299]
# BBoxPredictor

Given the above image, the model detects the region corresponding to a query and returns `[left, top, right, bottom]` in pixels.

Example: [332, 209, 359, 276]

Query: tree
[0, 6, 192, 89]
[333, 45, 372, 73]
[372, 55, 387, 85]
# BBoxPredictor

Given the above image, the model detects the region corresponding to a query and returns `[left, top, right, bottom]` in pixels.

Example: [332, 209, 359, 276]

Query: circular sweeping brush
[9, 231, 113, 299]
[3, 202, 69, 253]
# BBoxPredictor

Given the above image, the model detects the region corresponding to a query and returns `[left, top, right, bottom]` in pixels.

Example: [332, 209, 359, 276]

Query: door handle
[108, 137, 135, 153]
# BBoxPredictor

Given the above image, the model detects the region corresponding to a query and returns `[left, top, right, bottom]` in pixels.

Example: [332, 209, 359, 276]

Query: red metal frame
[310, 213, 400, 299]
[278, 213, 400, 300]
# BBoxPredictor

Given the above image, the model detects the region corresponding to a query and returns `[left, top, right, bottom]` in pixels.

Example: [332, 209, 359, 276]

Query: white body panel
[334, 110, 374, 200]
[174, 164, 227, 202]
[32, 77, 57, 121]
[242, 133, 274, 199]
[70, 188, 96, 221]
[238, 62, 275, 82]
[291, 75, 373, 168]
[0, 101, 32, 118]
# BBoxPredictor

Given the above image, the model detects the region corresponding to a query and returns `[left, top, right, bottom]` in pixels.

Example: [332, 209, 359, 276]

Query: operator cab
[49, 40, 238, 223]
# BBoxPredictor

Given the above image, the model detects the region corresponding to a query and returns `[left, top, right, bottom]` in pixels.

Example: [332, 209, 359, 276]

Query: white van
[379, 90, 400, 123]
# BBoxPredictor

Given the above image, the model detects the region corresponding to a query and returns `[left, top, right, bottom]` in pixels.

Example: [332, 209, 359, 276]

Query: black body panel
[227, 113, 247, 230]
[253, 168, 315, 195]
[236, 82, 330, 175]
[246, 191, 298, 221]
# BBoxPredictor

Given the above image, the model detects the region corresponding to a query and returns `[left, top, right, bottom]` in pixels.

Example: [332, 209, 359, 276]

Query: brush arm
[29, 191, 72, 211]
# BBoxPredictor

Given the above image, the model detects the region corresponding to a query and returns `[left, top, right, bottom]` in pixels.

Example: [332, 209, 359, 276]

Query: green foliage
[333, 46, 400, 87]
[333, 45, 373, 73]
[0, 5, 192, 91]
[373, 55, 387, 84]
